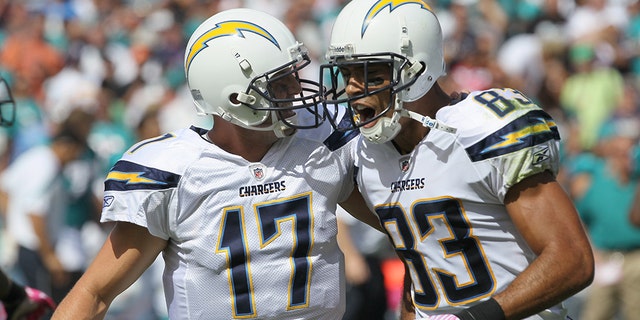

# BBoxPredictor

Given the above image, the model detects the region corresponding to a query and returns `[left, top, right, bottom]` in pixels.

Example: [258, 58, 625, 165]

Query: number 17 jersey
[101, 126, 354, 319]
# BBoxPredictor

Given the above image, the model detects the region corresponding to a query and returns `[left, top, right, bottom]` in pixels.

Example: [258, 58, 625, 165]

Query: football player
[53, 8, 378, 320]
[320, 0, 594, 319]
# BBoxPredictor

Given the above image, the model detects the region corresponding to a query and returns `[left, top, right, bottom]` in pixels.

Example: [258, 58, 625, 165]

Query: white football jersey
[354, 88, 568, 319]
[101, 126, 355, 319]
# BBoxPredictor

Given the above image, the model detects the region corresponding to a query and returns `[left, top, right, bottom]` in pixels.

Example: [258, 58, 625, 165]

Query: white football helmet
[185, 8, 324, 136]
[321, 0, 446, 143]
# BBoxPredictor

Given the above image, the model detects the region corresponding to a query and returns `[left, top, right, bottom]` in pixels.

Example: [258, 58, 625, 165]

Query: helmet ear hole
[229, 93, 241, 105]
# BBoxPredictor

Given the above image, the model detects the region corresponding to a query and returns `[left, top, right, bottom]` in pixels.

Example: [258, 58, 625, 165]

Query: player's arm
[52, 221, 168, 319]
[492, 171, 594, 319]
[339, 188, 383, 232]
[337, 215, 370, 286]
[399, 263, 416, 320]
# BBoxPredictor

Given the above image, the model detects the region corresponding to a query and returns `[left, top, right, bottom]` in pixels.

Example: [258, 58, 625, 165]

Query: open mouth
[353, 104, 377, 128]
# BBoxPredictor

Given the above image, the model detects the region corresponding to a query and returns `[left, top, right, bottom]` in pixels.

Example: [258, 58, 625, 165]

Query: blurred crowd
[0, 0, 639, 319]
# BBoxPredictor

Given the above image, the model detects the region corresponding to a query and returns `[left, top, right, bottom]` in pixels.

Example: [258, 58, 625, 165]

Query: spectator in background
[438, 0, 509, 93]
[622, 0, 640, 77]
[631, 183, 640, 228]
[54, 109, 97, 305]
[0, 124, 89, 304]
[560, 43, 624, 152]
[568, 117, 640, 320]
[0, 74, 56, 320]
[0, 7, 64, 102]
[0, 74, 50, 167]
[563, 0, 628, 66]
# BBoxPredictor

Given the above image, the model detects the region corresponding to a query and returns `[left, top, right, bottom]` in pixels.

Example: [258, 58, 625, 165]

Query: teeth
[354, 105, 368, 111]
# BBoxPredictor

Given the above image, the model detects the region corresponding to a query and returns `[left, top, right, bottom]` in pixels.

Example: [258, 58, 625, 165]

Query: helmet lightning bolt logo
[106, 171, 166, 185]
[362, 0, 432, 37]
[185, 20, 280, 73]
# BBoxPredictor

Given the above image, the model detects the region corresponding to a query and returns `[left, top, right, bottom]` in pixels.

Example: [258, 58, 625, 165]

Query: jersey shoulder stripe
[465, 109, 560, 162]
[324, 129, 359, 151]
[105, 160, 181, 191]
[324, 115, 360, 151]
[105, 126, 207, 192]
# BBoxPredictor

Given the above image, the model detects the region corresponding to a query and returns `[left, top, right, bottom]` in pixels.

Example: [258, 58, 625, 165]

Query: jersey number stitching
[377, 197, 495, 310]
[216, 193, 314, 318]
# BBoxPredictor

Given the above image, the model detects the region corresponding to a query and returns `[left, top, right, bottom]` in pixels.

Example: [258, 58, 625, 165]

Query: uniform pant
[581, 249, 640, 320]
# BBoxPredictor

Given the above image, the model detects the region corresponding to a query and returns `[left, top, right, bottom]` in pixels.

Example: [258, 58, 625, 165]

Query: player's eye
[366, 77, 385, 87]
[339, 67, 351, 79]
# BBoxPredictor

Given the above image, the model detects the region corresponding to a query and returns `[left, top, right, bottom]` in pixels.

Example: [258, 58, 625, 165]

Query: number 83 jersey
[101, 126, 354, 319]
[354, 88, 563, 318]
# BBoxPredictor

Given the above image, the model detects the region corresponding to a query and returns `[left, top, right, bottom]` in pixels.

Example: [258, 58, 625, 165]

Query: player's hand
[429, 314, 461, 320]
[8, 287, 56, 320]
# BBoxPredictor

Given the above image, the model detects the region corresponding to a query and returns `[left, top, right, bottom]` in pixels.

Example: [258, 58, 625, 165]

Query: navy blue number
[377, 198, 494, 309]
[256, 194, 312, 310]
[217, 194, 313, 317]
[474, 89, 534, 117]
[216, 207, 256, 317]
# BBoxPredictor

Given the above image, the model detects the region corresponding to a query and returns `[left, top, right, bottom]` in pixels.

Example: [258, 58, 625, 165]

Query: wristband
[455, 298, 506, 320]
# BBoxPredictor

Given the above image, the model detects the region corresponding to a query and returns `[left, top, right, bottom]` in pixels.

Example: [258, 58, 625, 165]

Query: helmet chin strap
[360, 107, 456, 144]
[359, 111, 402, 144]
[271, 111, 297, 138]
[401, 109, 457, 134]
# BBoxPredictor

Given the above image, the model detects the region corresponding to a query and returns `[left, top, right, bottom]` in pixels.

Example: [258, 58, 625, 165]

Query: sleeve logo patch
[103, 195, 115, 208]
[532, 145, 550, 165]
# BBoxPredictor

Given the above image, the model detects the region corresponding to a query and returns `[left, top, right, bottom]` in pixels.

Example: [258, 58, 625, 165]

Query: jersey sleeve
[451, 89, 562, 202]
[101, 159, 180, 239]
[100, 129, 200, 239]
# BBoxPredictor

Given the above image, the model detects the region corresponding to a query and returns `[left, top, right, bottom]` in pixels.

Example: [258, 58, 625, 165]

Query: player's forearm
[499, 174, 594, 319]
[339, 189, 384, 232]
[491, 245, 593, 319]
[52, 283, 109, 320]
[399, 264, 415, 320]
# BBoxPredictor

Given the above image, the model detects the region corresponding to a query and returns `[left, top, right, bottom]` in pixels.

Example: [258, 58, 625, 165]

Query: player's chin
[360, 117, 379, 129]
[280, 128, 296, 137]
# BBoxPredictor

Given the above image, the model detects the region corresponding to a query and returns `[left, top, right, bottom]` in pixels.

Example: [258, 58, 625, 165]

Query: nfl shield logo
[399, 158, 410, 172]
[254, 167, 264, 179]
[250, 164, 266, 181]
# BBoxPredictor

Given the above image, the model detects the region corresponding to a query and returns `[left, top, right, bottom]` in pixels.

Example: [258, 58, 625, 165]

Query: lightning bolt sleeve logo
[466, 110, 560, 162]
[362, 0, 432, 37]
[185, 20, 280, 73]
[104, 160, 181, 191]
[480, 118, 556, 153]
[106, 172, 165, 185]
